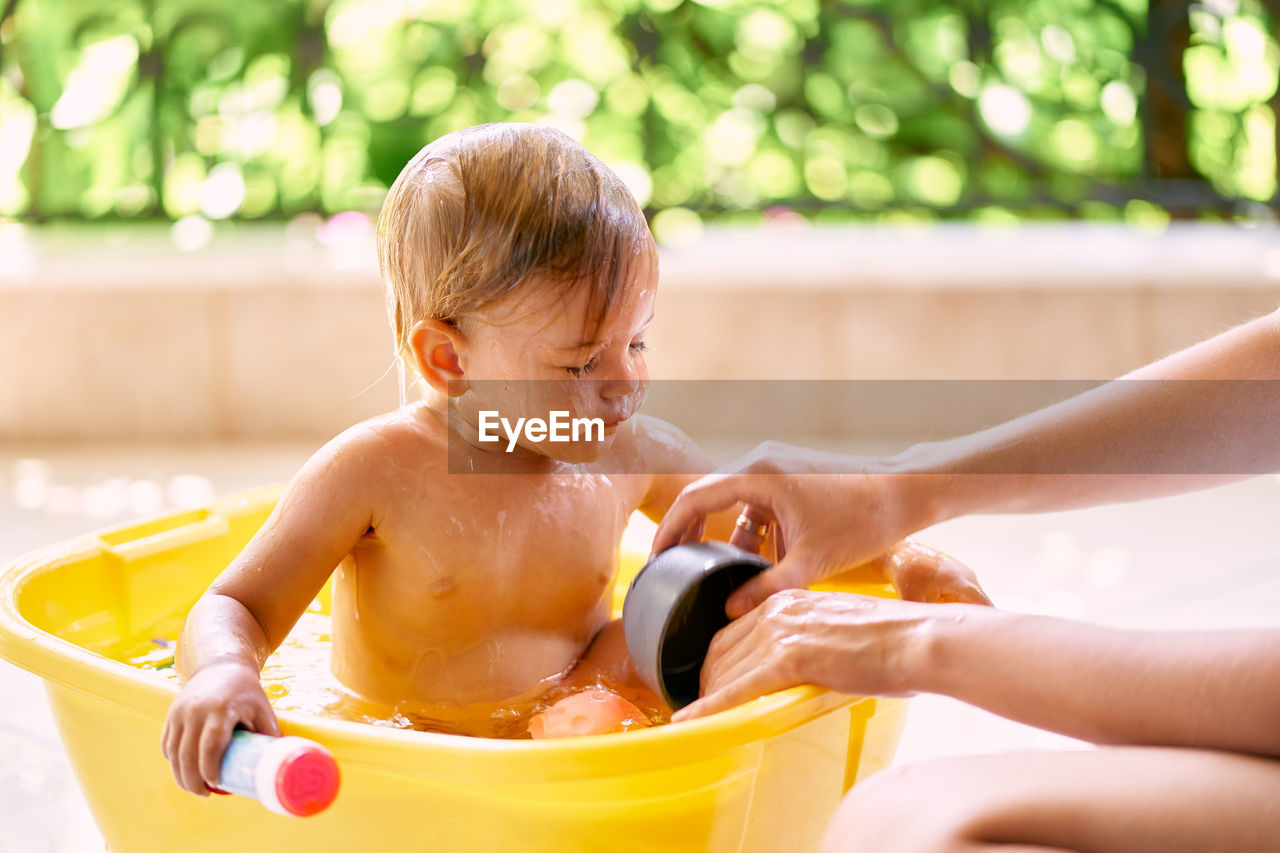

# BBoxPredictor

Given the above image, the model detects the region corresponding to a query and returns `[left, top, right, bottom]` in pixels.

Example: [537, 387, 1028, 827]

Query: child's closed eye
[565, 357, 599, 377]
[564, 343, 647, 377]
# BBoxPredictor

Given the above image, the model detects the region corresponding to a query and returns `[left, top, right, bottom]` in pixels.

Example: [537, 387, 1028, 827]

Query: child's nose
[600, 378, 639, 400]
[598, 355, 643, 398]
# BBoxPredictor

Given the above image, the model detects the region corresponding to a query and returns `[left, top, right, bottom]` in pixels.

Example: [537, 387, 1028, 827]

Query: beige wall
[1, 222, 1277, 441]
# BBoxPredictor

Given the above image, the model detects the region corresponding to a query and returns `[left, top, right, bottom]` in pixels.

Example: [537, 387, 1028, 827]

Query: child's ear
[408, 319, 468, 396]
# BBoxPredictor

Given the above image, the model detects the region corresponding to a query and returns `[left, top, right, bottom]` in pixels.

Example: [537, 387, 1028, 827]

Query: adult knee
[819, 762, 990, 853]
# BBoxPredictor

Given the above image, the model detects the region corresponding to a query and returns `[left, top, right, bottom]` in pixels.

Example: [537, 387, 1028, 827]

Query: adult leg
[821, 745, 1280, 853]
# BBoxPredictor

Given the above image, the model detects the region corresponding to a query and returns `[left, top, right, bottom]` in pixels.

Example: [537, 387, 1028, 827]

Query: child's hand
[161, 661, 281, 795]
[853, 539, 992, 606]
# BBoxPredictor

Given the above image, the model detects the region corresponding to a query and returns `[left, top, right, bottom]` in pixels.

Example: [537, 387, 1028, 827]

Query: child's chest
[356, 473, 642, 633]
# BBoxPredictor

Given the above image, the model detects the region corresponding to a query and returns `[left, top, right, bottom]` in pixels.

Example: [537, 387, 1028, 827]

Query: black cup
[622, 541, 772, 709]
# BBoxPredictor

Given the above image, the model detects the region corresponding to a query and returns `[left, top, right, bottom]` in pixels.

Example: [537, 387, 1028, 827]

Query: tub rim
[0, 520, 885, 784]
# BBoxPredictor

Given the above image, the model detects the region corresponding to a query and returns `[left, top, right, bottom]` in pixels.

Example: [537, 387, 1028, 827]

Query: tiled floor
[3, 442, 1280, 850]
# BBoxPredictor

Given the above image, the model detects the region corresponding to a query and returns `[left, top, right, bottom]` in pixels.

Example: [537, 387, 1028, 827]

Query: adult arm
[654, 309, 1280, 613]
[907, 306, 1280, 518]
[634, 417, 987, 603]
[677, 590, 1280, 759]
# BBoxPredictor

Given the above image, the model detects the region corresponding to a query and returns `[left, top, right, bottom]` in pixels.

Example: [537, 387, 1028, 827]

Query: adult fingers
[724, 554, 814, 619]
[772, 523, 787, 563]
[707, 603, 760, 656]
[676, 516, 705, 548]
[701, 639, 767, 698]
[651, 475, 774, 556]
[698, 616, 763, 694]
[672, 668, 786, 723]
[727, 503, 771, 554]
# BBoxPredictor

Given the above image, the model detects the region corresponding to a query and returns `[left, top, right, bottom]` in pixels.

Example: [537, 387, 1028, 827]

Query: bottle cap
[273, 743, 340, 817]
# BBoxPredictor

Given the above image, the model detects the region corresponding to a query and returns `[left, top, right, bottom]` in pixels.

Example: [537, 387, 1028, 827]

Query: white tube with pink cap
[209, 730, 340, 817]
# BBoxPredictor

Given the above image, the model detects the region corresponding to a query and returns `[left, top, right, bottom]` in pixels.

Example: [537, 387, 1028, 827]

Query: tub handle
[102, 514, 232, 563]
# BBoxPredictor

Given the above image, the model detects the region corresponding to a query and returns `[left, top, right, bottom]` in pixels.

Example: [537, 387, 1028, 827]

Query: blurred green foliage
[0, 0, 1276, 232]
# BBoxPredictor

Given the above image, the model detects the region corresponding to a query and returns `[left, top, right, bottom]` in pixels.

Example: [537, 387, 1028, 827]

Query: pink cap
[274, 746, 340, 817]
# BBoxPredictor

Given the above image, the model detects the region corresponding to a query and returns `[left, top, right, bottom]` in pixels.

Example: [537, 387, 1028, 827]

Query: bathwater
[110, 603, 670, 739]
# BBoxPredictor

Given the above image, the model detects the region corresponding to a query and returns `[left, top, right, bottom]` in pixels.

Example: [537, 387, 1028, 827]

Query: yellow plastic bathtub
[0, 485, 908, 853]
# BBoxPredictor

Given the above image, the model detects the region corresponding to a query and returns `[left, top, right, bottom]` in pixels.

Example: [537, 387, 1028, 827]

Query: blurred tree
[1141, 0, 1193, 181]
[0, 0, 1275, 228]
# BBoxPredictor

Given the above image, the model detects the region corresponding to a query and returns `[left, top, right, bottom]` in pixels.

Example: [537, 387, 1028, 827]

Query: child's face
[451, 257, 657, 463]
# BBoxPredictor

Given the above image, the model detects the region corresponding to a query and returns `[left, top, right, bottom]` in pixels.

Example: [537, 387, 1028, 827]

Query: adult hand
[651, 442, 950, 617]
[672, 588, 960, 721]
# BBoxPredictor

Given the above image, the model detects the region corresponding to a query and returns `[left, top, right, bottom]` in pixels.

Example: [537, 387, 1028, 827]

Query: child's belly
[329, 508, 623, 716]
[329, 601, 608, 711]
[323, 617, 669, 738]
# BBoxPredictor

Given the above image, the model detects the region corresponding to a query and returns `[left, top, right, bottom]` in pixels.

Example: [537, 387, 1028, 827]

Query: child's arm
[679, 590, 1280, 759]
[161, 432, 378, 796]
[630, 416, 771, 549]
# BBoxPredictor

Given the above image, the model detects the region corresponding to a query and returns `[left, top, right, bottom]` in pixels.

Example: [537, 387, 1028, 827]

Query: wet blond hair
[376, 122, 655, 368]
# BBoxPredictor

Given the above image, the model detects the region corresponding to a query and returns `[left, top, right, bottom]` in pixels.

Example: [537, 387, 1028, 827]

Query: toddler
[161, 122, 976, 796]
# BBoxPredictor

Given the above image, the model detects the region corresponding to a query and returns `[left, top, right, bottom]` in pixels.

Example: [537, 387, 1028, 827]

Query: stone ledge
[2, 222, 1277, 441]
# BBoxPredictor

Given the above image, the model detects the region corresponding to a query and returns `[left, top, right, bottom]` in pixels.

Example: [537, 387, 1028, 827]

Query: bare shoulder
[207, 408, 440, 602]
[607, 413, 708, 475]
[606, 414, 715, 521]
[289, 405, 445, 500]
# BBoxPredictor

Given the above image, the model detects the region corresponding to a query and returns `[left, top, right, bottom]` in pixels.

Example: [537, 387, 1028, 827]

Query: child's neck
[422, 392, 569, 475]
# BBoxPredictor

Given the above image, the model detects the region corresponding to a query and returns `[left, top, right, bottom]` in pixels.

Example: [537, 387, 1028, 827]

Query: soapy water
[115, 605, 669, 740]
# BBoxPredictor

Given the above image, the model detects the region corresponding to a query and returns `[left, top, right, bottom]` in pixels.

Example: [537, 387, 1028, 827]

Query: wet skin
[163, 268, 740, 791]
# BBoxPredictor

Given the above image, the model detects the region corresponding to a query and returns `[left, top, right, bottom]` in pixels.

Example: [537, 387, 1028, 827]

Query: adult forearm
[890, 310, 1280, 521]
[174, 593, 272, 682]
[915, 607, 1280, 757]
